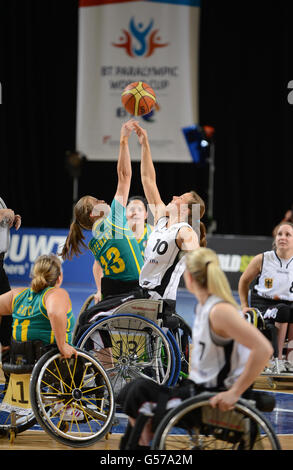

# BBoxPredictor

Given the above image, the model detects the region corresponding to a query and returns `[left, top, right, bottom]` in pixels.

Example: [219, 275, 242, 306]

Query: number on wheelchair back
[1, 373, 32, 414]
[111, 331, 147, 360]
[202, 406, 245, 432]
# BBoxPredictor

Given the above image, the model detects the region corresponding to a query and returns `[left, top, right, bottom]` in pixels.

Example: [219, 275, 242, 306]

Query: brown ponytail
[199, 221, 207, 247]
[60, 196, 95, 260]
[188, 190, 207, 247]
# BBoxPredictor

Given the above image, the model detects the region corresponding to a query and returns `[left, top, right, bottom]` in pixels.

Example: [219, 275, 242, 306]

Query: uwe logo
[112, 17, 168, 58]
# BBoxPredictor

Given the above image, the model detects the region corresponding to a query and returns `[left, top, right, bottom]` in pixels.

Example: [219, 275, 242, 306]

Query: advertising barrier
[206, 234, 273, 291]
[4, 227, 95, 288]
[4, 228, 273, 291]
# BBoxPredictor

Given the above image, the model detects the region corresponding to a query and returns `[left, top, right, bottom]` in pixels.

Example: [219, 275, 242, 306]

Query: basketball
[121, 81, 156, 116]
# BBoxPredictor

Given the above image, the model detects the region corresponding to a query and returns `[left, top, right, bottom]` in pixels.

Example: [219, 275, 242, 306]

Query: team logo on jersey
[264, 278, 273, 289]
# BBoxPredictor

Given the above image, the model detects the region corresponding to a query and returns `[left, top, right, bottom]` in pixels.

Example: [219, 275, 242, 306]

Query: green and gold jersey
[89, 198, 143, 281]
[12, 287, 75, 345]
[137, 223, 153, 259]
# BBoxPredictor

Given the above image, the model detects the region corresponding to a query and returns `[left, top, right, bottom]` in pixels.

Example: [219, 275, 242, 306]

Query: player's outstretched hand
[133, 122, 148, 146]
[120, 119, 139, 141]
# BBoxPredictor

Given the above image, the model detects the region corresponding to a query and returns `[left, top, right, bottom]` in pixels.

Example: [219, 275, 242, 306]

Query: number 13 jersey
[139, 216, 190, 300]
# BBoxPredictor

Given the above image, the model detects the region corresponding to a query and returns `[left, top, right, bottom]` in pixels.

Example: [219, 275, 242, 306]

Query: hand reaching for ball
[120, 119, 138, 141]
[133, 122, 148, 146]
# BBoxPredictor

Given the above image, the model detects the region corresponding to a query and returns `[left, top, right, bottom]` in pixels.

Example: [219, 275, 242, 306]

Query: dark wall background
[0, 0, 292, 236]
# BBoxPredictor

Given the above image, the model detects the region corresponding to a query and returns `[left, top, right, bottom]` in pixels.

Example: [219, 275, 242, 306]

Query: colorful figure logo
[112, 17, 168, 57]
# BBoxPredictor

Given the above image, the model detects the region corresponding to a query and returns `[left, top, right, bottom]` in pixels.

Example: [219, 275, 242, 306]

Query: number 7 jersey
[139, 216, 190, 300]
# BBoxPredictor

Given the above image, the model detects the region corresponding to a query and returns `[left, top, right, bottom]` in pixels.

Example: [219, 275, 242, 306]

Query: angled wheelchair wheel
[166, 331, 182, 386]
[76, 314, 177, 398]
[151, 392, 281, 450]
[169, 313, 192, 384]
[30, 348, 115, 448]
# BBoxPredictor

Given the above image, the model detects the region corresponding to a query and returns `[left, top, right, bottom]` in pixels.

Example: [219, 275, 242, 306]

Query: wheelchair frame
[73, 294, 192, 397]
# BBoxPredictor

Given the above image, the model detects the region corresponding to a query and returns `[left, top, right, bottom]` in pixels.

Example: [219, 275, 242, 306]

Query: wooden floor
[0, 430, 122, 451]
[1, 366, 293, 451]
[0, 430, 292, 451]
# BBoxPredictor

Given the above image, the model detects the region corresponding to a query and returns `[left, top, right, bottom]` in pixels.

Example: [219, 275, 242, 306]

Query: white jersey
[254, 250, 293, 301]
[139, 217, 190, 300]
[189, 295, 250, 389]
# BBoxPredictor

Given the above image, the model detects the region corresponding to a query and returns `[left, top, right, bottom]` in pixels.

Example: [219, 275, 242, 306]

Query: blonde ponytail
[185, 247, 239, 309]
[31, 274, 48, 293]
[31, 254, 62, 293]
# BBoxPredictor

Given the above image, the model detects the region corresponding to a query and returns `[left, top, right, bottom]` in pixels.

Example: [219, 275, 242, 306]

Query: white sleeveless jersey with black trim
[253, 250, 293, 301]
[189, 295, 250, 389]
[139, 217, 190, 300]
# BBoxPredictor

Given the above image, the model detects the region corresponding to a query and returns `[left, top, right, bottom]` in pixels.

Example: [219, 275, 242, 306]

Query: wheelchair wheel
[76, 314, 177, 398]
[166, 331, 182, 386]
[169, 313, 192, 384]
[151, 392, 281, 450]
[30, 348, 115, 448]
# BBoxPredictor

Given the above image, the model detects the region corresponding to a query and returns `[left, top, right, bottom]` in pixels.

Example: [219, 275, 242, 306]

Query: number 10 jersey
[139, 216, 190, 300]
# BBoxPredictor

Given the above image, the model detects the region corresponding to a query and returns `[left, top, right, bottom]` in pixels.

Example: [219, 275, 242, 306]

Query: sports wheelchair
[72, 291, 192, 398]
[124, 390, 281, 450]
[244, 305, 293, 375]
[0, 340, 115, 447]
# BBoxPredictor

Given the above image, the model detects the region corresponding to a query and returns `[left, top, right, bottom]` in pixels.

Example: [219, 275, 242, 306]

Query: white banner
[76, 0, 200, 162]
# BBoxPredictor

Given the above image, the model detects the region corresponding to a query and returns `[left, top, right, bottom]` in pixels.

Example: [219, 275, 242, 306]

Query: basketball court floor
[0, 285, 293, 451]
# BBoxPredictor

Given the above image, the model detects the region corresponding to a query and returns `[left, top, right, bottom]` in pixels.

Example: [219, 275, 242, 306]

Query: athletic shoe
[262, 359, 287, 374]
[284, 360, 293, 373]
[54, 403, 84, 421]
[62, 406, 84, 421]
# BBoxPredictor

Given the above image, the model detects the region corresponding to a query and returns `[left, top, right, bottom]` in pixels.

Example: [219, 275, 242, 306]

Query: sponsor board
[206, 234, 273, 291]
[5, 228, 273, 291]
[4, 227, 95, 287]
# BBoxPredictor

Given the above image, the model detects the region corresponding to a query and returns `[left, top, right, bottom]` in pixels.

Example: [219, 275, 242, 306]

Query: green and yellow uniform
[89, 198, 143, 281]
[12, 287, 75, 345]
[136, 223, 152, 259]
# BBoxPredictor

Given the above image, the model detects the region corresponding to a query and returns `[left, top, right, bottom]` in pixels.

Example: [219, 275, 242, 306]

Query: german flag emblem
[264, 278, 273, 289]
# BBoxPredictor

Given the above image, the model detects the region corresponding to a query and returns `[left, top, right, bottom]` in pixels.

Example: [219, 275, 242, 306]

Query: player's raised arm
[114, 120, 137, 207]
[133, 122, 166, 224]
